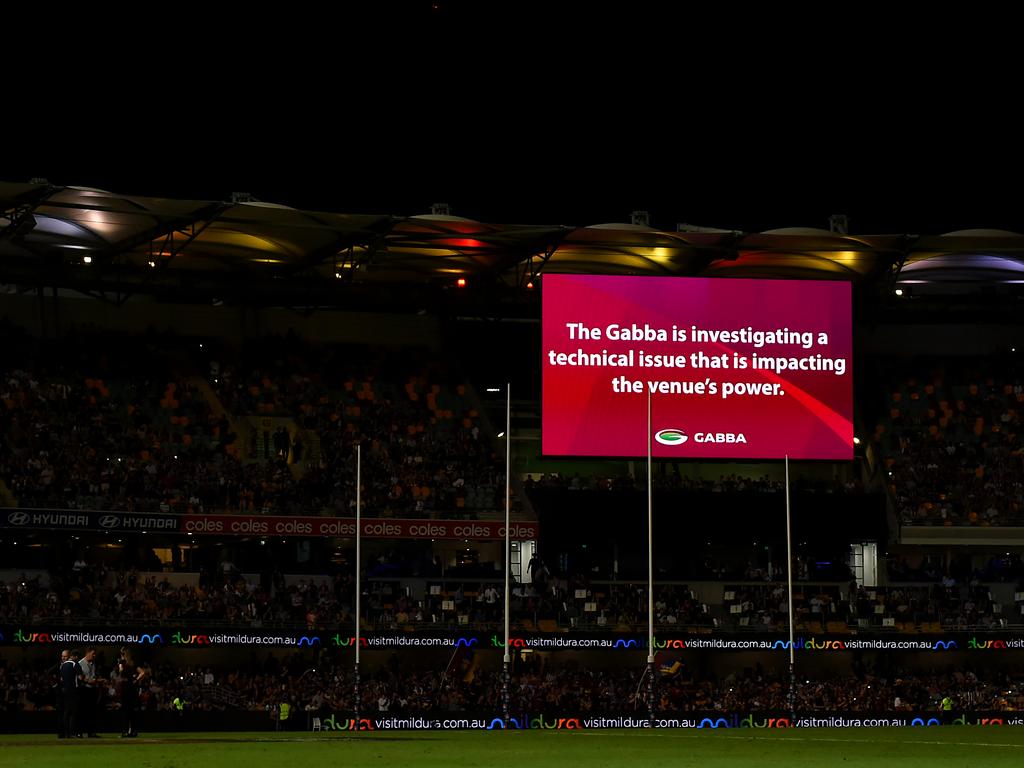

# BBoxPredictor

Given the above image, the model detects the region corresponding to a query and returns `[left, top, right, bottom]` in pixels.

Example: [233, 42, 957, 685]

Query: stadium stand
[4, 182, 1024, 731]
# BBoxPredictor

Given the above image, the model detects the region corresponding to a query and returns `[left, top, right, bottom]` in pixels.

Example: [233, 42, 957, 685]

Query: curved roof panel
[3, 181, 1024, 304]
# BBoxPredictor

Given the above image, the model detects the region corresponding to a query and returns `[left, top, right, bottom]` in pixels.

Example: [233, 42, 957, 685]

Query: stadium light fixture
[83, 255, 92, 264]
[894, 288, 904, 296]
[853, 436, 861, 445]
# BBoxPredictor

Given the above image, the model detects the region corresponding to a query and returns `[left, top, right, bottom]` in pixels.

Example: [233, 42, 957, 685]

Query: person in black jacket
[55, 649, 69, 738]
[60, 650, 82, 738]
[117, 647, 146, 737]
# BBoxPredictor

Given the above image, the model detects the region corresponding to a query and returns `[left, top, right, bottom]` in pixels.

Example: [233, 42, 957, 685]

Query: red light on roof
[456, 277, 467, 288]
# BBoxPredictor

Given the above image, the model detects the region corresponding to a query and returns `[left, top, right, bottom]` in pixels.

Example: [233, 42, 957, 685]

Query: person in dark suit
[56, 649, 70, 738]
[118, 647, 143, 737]
[61, 649, 82, 738]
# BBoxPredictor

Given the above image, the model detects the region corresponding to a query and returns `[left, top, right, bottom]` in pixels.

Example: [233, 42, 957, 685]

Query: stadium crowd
[3, 654, 1023, 717]
[881, 360, 1024, 527]
[0, 330, 504, 520]
[1, 564, 1016, 633]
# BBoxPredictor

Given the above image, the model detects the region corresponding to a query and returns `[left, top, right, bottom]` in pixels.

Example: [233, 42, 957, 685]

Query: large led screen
[542, 275, 852, 459]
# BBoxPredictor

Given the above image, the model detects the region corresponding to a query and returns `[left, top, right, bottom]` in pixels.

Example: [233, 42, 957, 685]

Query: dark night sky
[8, 4, 1022, 235]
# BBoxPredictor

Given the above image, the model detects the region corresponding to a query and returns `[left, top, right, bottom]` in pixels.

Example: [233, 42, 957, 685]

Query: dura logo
[654, 429, 688, 446]
[653, 638, 687, 649]
[952, 715, 1005, 726]
[321, 715, 375, 731]
[491, 636, 528, 648]
[967, 638, 1007, 650]
[487, 715, 582, 730]
[771, 638, 847, 651]
[14, 629, 52, 643]
[697, 715, 791, 729]
[7, 511, 29, 526]
[171, 632, 208, 645]
[332, 635, 368, 647]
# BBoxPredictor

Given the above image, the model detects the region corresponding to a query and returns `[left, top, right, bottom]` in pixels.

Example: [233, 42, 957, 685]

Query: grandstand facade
[1, 181, 1023, 732]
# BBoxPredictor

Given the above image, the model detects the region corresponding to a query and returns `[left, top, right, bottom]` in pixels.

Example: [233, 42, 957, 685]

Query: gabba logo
[171, 632, 209, 646]
[967, 638, 1007, 650]
[13, 630, 52, 643]
[655, 429, 688, 446]
[321, 714, 375, 731]
[487, 716, 581, 730]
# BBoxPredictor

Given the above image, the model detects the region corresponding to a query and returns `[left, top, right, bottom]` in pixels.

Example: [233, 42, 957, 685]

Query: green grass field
[2, 729, 1023, 768]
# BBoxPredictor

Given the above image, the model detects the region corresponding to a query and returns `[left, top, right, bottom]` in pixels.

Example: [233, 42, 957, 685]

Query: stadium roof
[3, 181, 1024, 306]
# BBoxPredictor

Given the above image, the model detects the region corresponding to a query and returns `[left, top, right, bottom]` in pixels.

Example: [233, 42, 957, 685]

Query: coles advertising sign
[0, 509, 537, 540]
[542, 275, 852, 459]
[181, 515, 538, 540]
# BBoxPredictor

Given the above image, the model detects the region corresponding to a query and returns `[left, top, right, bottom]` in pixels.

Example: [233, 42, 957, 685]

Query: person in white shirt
[78, 648, 101, 737]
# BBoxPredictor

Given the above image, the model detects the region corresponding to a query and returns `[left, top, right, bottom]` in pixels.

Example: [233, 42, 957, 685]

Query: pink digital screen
[542, 274, 853, 459]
